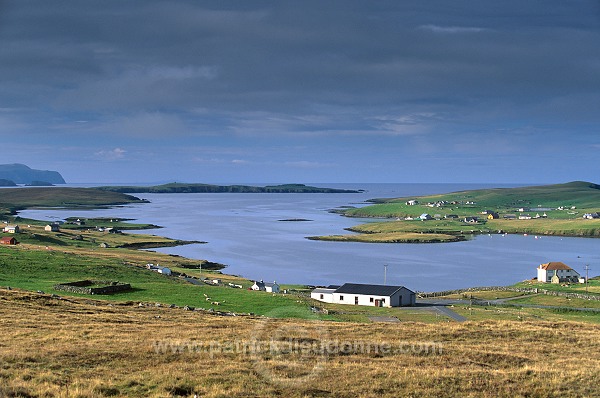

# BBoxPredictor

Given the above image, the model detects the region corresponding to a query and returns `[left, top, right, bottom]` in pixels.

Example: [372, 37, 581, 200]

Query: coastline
[7, 182, 600, 291]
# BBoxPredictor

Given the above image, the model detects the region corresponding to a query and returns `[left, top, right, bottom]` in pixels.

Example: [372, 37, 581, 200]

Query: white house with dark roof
[3, 225, 20, 233]
[537, 262, 580, 283]
[312, 283, 415, 307]
[45, 224, 60, 232]
[251, 280, 280, 293]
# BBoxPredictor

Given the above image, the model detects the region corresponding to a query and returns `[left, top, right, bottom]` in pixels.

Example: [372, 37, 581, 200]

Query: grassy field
[451, 304, 600, 323]
[0, 240, 320, 318]
[439, 290, 530, 300]
[1, 288, 599, 397]
[508, 295, 600, 309]
[2, 215, 600, 396]
[330, 181, 600, 243]
[515, 278, 600, 295]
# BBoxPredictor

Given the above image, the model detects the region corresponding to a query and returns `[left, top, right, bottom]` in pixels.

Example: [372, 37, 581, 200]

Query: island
[309, 181, 600, 243]
[95, 182, 361, 194]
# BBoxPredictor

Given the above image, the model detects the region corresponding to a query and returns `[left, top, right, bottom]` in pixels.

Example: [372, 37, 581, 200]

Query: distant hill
[96, 183, 361, 194]
[0, 164, 66, 184]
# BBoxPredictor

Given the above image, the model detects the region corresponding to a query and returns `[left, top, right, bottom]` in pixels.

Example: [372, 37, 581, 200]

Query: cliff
[0, 163, 66, 184]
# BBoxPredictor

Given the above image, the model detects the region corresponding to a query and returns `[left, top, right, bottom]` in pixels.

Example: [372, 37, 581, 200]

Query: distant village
[401, 199, 599, 223]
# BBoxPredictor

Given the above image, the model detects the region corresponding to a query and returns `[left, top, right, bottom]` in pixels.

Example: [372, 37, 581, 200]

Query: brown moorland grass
[1, 289, 599, 397]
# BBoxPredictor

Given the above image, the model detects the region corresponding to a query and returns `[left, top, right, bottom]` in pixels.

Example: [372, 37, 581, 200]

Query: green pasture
[0, 246, 313, 318]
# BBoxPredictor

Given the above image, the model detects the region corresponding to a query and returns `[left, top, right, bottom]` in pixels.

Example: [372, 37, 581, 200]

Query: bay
[17, 183, 599, 291]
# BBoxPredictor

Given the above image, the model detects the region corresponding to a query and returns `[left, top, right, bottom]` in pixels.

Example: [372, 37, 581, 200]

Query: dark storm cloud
[2, 0, 598, 117]
[0, 1, 598, 182]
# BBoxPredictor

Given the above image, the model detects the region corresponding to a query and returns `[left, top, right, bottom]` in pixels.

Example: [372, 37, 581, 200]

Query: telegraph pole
[584, 264, 590, 293]
[384, 264, 388, 285]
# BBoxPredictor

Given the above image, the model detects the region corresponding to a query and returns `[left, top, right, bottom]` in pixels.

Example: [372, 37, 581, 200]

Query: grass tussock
[1, 289, 599, 397]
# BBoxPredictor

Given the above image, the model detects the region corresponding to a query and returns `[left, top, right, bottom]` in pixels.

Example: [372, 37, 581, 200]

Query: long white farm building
[311, 283, 415, 307]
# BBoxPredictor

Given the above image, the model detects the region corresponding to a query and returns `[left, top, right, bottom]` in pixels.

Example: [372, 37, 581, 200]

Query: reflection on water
[18, 184, 599, 291]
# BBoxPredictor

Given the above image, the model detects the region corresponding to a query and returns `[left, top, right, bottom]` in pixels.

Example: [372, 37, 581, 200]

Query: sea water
[17, 183, 599, 291]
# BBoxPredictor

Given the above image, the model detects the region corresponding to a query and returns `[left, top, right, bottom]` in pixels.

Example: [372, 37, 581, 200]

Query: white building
[312, 283, 415, 307]
[146, 263, 172, 276]
[251, 280, 280, 293]
[3, 225, 20, 233]
[45, 224, 60, 232]
[310, 287, 337, 303]
[537, 262, 580, 283]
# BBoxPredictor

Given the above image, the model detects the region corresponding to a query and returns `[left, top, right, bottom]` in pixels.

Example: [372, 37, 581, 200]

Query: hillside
[1, 288, 598, 397]
[96, 182, 361, 194]
[349, 181, 600, 216]
[311, 182, 600, 243]
[0, 163, 65, 184]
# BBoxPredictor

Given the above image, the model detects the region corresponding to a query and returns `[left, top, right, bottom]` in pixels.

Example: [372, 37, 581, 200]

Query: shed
[45, 224, 60, 232]
[0, 237, 18, 245]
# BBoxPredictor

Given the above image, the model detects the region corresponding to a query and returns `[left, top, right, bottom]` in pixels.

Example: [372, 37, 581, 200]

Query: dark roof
[334, 283, 410, 296]
[327, 284, 341, 289]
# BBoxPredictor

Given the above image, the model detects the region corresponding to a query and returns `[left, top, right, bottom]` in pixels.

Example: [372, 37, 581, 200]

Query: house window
[320, 294, 324, 300]
[370, 297, 374, 302]
[381, 298, 385, 303]
[339, 295, 344, 301]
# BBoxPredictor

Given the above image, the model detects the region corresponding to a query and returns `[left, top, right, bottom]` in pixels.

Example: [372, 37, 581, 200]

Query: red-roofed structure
[0, 237, 18, 245]
[537, 262, 580, 283]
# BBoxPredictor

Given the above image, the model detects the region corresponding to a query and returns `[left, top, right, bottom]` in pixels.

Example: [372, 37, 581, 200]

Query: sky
[0, 1, 599, 184]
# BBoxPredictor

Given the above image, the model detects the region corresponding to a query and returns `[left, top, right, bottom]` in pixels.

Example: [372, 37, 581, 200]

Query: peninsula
[0, 187, 146, 215]
[95, 182, 361, 194]
[310, 181, 600, 243]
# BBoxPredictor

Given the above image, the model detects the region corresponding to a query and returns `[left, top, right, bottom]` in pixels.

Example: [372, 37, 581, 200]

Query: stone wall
[53, 280, 131, 295]
[418, 286, 600, 301]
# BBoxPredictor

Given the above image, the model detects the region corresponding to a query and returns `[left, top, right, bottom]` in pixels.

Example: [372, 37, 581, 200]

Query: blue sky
[0, 1, 599, 184]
